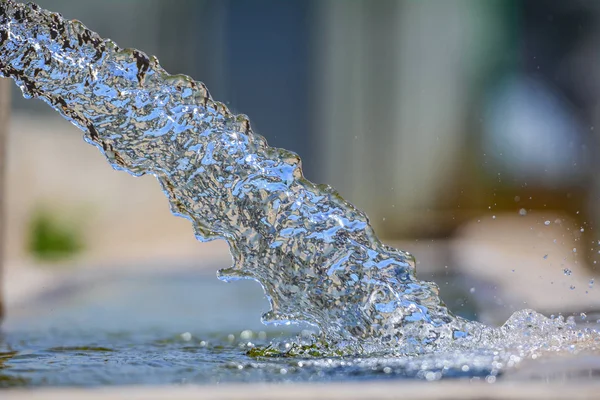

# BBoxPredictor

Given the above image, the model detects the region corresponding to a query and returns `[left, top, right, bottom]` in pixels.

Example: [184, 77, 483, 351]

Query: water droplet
[544, 221, 551, 226]
[563, 268, 572, 276]
[383, 367, 392, 374]
[573, 248, 577, 253]
[469, 288, 476, 294]
[543, 254, 548, 259]
[492, 215, 496, 220]
[180, 332, 192, 341]
[590, 278, 595, 288]
[425, 371, 436, 381]
[240, 330, 253, 340]
[519, 208, 527, 216]
[580, 312, 587, 320]
[570, 285, 576, 290]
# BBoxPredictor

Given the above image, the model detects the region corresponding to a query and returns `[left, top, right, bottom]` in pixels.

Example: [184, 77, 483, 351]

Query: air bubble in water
[544, 221, 551, 226]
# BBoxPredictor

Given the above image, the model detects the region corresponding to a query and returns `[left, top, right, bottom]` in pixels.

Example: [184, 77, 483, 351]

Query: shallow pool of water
[1, 268, 599, 387]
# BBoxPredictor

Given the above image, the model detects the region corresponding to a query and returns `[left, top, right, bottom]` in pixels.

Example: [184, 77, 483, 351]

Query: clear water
[1, 270, 595, 388]
[0, 0, 599, 386]
[0, 272, 496, 387]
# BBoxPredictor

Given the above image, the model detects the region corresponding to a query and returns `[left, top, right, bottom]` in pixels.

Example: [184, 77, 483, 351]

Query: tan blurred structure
[315, 1, 501, 238]
[0, 78, 9, 319]
[4, 116, 229, 267]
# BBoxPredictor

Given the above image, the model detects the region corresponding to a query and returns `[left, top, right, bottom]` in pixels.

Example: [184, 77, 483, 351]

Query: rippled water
[0, 330, 510, 387]
[1, 271, 595, 388]
[0, 0, 599, 383]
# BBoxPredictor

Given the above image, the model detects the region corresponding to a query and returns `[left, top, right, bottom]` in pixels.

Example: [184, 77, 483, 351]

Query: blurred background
[2, 0, 600, 327]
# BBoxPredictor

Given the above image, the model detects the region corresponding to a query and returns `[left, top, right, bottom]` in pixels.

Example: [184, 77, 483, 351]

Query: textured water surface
[0, 271, 595, 388]
[0, 329, 513, 387]
[0, 0, 599, 372]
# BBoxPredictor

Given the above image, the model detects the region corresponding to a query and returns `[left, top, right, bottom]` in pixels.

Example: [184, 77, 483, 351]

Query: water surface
[1, 269, 599, 387]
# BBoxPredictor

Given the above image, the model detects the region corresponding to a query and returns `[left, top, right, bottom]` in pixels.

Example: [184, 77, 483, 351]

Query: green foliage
[27, 208, 84, 262]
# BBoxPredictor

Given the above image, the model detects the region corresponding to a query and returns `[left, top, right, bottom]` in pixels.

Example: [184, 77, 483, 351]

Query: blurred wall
[315, 0, 506, 237]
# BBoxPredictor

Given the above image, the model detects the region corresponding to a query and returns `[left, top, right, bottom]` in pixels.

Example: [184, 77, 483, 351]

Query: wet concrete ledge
[3, 381, 600, 400]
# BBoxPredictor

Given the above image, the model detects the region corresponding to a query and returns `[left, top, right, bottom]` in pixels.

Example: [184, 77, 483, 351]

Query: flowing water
[0, 0, 599, 386]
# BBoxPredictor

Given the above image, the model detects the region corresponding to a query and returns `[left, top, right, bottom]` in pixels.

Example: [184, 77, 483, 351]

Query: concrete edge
[3, 381, 600, 400]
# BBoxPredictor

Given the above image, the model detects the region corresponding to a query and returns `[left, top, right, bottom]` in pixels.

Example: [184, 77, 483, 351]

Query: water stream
[0, 0, 599, 382]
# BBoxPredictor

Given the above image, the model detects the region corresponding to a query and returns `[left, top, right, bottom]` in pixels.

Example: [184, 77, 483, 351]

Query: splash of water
[0, 1, 597, 358]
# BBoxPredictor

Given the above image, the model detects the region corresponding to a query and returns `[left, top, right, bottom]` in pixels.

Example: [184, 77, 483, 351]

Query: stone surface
[3, 381, 600, 400]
